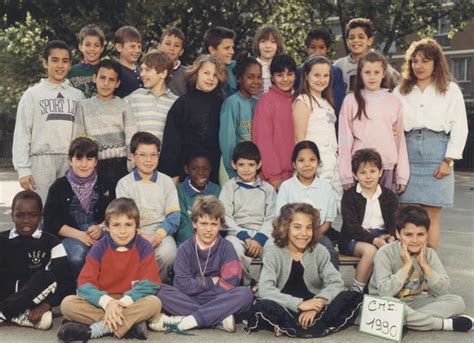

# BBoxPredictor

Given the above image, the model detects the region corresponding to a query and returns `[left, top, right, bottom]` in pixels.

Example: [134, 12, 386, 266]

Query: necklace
[195, 239, 212, 277]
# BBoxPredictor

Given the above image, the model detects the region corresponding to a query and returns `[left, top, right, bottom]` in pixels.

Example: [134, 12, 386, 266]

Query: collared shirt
[257, 57, 272, 95]
[393, 82, 468, 159]
[356, 183, 385, 230]
[9, 228, 43, 239]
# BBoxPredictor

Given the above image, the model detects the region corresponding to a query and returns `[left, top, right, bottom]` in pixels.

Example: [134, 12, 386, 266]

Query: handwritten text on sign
[359, 295, 405, 342]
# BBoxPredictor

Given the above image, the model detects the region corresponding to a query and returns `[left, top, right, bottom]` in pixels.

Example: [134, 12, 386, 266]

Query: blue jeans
[319, 235, 339, 270]
[62, 237, 90, 279]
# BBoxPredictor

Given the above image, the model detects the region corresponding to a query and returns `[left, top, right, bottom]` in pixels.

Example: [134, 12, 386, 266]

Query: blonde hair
[190, 195, 225, 226]
[185, 54, 227, 92]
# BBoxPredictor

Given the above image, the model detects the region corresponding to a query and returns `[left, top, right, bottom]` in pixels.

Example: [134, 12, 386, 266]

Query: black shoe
[57, 321, 91, 342]
[124, 321, 148, 340]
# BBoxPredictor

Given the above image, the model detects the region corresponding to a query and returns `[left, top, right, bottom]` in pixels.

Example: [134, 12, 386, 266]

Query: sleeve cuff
[119, 295, 134, 306]
[98, 295, 114, 310]
[17, 168, 32, 179]
[340, 177, 354, 185]
[156, 229, 167, 238]
[253, 233, 268, 246]
[236, 231, 251, 241]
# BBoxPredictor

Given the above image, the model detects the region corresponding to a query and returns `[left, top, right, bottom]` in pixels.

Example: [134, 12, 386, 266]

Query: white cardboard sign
[359, 294, 405, 342]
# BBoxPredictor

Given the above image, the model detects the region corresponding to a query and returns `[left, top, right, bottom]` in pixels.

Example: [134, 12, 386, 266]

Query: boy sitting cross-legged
[116, 132, 180, 283]
[175, 151, 221, 247]
[58, 198, 162, 341]
[152, 196, 253, 333]
[219, 142, 276, 283]
[369, 206, 474, 332]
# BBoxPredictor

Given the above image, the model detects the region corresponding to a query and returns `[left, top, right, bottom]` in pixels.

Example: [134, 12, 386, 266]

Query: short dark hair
[305, 28, 331, 48]
[79, 24, 105, 46]
[292, 141, 320, 164]
[397, 205, 430, 233]
[105, 197, 140, 229]
[204, 26, 235, 52]
[11, 190, 43, 213]
[130, 131, 161, 154]
[141, 50, 173, 83]
[351, 148, 383, 175]
[44, 40, 72, 60]
[185, 150, 211, 166]
[160, 27, 185, 45]
[270, 54, 297, 75]
[234, 51, 261, 81]
[95, 59, 122, 81]
[114, 26, 142, 45]
[68, 137, 99, 160]
[345, 18, 374, 39]
[232, 141, 261, 164]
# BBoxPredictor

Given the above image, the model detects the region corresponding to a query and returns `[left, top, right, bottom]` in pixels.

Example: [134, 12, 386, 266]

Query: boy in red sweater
[58, 198, 162, 341]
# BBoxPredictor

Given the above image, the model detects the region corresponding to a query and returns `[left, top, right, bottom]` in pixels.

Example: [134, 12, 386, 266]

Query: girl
[159, 54, 227, 184]
[393, 38, 468, 250]
[276, 141, 339, 269]
[43, 137, 113, 279]
[244, 203, 360, 338]
[293, 55, 342, 208]
[338, 51, 409, 192]
[219, 51, 262, 180]
[252, 24, 284, 97]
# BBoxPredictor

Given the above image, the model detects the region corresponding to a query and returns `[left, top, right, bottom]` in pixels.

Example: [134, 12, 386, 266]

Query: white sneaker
[215, 315, 236, 333]
[148, 314, 185, 332]
[11, 310, 52, 330]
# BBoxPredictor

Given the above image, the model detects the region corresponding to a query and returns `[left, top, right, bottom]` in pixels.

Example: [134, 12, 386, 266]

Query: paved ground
[0, 168, 473, 342]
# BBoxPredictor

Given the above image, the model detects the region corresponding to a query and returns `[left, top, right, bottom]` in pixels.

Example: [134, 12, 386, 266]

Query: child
[74, 59, 137, 195]
[114, 26, 143, 98]
[159, 55, 227, 184]
[204, 26, 237, 97]
[43, 137, 114, 279]
[68, 24, 105, 98]
[299, 28, 345, 115]
[245, 203, 361, 338]
[252, 24, 284, 97]
[334, 18, 399, 93]
[293, 55, 343, 209]
[0, 191, 74, 330]
[12, 40, 85, 203]
[151, 196, 253, 333]
[338, 51, 409, 192]
[58, 198, 162, 341]
[126, 50, 178, 142]
[339, 149, 399, 293]
[276, 141, 339, 269]
[219, 52, 262, 179]
[176, 151, 221, 247]
[158, 26, 188, 96]
[369, 206, 474, 332]
[252, 54, 296, 191]
[116, 132, 180, 283]
[219, 142, 276, 282]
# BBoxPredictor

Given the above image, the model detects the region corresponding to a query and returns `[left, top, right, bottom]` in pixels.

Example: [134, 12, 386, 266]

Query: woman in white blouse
[393, 38, 468, 250]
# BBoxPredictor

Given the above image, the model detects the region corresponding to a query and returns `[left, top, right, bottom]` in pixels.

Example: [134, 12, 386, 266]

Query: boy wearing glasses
[116, 132, 180, 282]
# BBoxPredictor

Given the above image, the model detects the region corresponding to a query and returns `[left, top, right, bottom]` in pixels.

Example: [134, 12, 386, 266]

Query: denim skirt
[400, 129, 454, 207]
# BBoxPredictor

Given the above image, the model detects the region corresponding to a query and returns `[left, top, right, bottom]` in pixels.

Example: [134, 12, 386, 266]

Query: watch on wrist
[443, 158, 454, 167]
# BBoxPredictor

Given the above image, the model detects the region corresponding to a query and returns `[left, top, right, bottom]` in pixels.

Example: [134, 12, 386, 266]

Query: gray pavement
[0, 168, 473, 342]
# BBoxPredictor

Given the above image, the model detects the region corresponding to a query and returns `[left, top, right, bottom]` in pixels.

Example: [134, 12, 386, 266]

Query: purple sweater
[173, 234, 242, 296]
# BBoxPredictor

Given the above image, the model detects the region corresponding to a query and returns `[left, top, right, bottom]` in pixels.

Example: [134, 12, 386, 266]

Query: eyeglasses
[134, 152, 159, 160]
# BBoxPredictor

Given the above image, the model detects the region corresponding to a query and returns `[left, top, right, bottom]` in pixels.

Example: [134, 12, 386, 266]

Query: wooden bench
[250, 255, 360, 267]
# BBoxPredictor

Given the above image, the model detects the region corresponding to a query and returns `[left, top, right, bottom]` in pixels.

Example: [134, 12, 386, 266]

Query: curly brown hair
[272, 203, 321, 252]
[399, 38, 452, 95]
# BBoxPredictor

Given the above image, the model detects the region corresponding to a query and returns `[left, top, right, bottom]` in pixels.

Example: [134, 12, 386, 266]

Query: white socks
[178, 315, 198, 331]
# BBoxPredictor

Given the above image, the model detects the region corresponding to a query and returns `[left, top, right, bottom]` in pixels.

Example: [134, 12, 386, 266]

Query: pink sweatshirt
[338, 89, 409, 185]
[252, 86, 294, 182]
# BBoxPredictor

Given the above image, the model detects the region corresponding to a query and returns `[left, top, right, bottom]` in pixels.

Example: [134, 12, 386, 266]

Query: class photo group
[1, 15, 472, 341]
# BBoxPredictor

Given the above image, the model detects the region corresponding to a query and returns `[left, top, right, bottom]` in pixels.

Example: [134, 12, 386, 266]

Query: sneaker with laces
[11, 310, 52, 330]
[57, 321, 91, 341]
[215, 315, 236, 333]
[148, 314, 185, 332]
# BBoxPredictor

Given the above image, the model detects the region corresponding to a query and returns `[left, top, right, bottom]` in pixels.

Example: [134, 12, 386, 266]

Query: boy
[296, 28, 345, 115]
[74, 59, 136, 196]
[12, 40, 85, 203]
[68, 24, 105, 98]
[339, 149, 399, 293]
[58, 198, 162, 341]
[114, 26, 144, 98]
[116, 132, 180, 283]
[334, 18, 399, 92]
[369, 206, 474, 332]
[126, 51, 178, 142]
[0, 191, 73, 330]
[157, 27, 188, 96]
[204, 26, 237, 97]
[219, 142, 276, 281]
[151, 196, 253, 333]
[176, 151, 221, 247]
[252, 54, 296, 191]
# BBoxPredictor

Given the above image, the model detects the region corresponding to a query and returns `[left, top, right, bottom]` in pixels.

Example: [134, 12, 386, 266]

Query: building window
[435, 16, 451, 48]
[452, 57, 471, 97]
